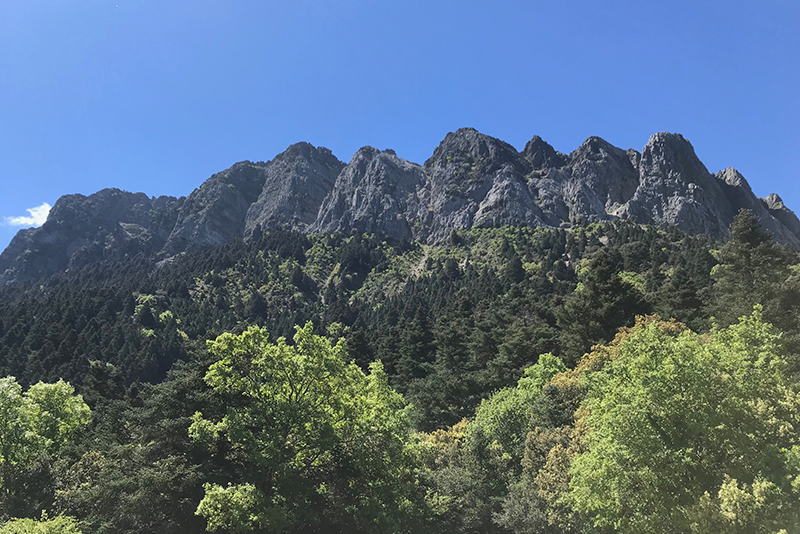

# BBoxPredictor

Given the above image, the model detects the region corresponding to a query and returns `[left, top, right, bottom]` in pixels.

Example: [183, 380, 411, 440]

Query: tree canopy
[0, 378, 90, 519]
[568, 308, 800, 533]
[189, 322, 421, 533]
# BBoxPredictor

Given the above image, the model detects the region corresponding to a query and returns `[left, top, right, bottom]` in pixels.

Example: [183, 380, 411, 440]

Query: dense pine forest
[1, 210, 800, 533]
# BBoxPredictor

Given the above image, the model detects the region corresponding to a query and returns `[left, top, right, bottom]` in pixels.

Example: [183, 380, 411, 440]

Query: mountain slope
[2, 129, 798, 283]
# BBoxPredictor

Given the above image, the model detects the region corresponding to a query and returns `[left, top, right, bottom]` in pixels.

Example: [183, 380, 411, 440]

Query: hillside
[1, 133, 800, 533]
[2, 129, 798, 285]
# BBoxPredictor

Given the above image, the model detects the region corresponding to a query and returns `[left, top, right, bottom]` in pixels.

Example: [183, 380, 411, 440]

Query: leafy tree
[567, 308, 800, 534]
[417, 419, 510, 534]
[189, 323, 421, 533]
[0, 514, 82, 533]
[470, 353, 567, 464]
[0, 378, 90, 519]
[710, 209, 800, 371]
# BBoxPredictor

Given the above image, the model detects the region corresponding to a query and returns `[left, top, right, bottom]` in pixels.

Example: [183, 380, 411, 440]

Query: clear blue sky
[1, 0, 798, 252]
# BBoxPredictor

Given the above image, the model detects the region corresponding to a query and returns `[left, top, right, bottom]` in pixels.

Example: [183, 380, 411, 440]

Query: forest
[1, 209, 799, 533]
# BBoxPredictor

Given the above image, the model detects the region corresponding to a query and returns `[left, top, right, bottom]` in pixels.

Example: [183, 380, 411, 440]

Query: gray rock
[714, 168, 799, 246]
[0, 189, 183, 283]
[562, 136, 640, 223]
[762, 193, 800, 238]
[244, 142, 344, 236]
[624, 133, 735, 237]
[4, 129, 800, 284]
[311, 147, 426, 241]
[523, 135, 567, 169]
[419, 128, 536, 242]
[472, 164, 548, 229]
[162, 161, 265, 255]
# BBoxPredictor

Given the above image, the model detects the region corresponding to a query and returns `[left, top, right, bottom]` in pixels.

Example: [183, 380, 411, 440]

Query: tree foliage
[2, 220, 796, 533]
[0, 514, 82, 534]
[0, 378, 90, 519]
[189, 323, 421, 533]
[568, 308, 800, 533]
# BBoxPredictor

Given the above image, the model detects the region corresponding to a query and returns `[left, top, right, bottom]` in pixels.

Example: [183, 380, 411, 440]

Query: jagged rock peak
[629, 131, 734, 237]
[523, 135, 567, 169]
[162, 161, 266, 255]
[0, 189, 183, 283]
[718, 167, 749, 189]
[573, 135, 619, 156]
[351, 145, 384, 159]
[640, 132, 706, 171]
[764, 193, 786, 210]
[761, 192, 800, 237]
[425, 128, 526, 173]
[279, 141, 335, 159]
[244, 142, 344, 235]
[4, 129, 800, 285]
[311, 144, 425, 241]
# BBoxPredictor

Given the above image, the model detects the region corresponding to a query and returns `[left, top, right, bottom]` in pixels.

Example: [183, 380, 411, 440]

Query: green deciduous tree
[0, 514, 82, 534]
[190, 323, 421, 533]
[0, 378, 90, 520]
[471, 353, 567, 464]
[567, 308, 800, 534]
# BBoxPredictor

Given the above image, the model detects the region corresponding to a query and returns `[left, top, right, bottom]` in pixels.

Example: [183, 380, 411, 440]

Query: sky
[1, 0, 798, 252]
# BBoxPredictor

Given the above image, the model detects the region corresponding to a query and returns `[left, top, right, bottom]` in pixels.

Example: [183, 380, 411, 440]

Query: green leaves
[567, 310, 800, 533]
[0, 378, 90, 470]
[471, 353, 567, 463]
[0, 378, 90, 522]
[0, 514, 82, 533]
[191, 323, 418, 533]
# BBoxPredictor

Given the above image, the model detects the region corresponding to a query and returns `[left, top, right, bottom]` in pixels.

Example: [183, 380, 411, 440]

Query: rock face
[532, 136, 640, 226]
[162, 161, 266, 256]
[244, 143, 344, 236]
[3, 130, 799, 283]
[0, 189, 183, 282]
[623, 133, 734, 236]
[762, 193, 800, 236]
[311, 147, 425, 241]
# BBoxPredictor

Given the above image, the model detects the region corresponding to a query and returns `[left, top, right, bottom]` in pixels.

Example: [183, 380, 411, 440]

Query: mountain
[0, 189, 183, 282]
[2, 129, 798, 283]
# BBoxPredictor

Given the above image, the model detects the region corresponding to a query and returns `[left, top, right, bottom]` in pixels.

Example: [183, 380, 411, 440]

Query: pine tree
[557, 249, 650, 364]
[710, 209, 799, 329]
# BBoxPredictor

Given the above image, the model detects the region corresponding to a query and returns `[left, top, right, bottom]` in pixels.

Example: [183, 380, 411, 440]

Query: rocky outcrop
[418, 128, 544, 241]
[0, 189, 183, 283]
[3, 130, 799, 283]
[162, 161, 266, 256]
[715, 168, 800, 247]
[623, 133, 735, 236]
[534, 136, 640, 226]
[762, 193, 800, 238]
[311, 147, 426, 241]
[244, 143, 344, 236]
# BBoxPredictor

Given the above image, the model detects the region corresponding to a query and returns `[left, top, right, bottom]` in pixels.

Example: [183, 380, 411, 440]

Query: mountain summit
[2, 129, 798, 283]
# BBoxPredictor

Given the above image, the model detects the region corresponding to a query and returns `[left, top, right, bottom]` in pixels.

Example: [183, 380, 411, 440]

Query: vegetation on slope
[0, 210, 798, 532]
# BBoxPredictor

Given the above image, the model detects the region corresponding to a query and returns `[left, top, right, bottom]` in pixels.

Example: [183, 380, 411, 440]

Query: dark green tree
[709, 209, 800, 371]
[557, 249, 649, 364]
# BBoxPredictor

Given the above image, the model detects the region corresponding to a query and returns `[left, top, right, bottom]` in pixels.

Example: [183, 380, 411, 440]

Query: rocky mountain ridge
[2, 129, 798, 283]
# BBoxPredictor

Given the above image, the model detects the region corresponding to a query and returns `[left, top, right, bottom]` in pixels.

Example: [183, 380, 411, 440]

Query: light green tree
[0, 514, 82, 533]
[567, 308, 800, 534]
[190, 322, 420, 533]
[0, 378, 91, 515]
[471, 353, 567, 463]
